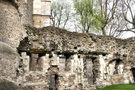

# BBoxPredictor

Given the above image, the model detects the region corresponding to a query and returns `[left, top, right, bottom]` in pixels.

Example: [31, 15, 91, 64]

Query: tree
[74, 0, 126, 37]
[120, 0, 135, 33]
[74, 0, 101, 33]
[51, 0, 72, 29]
[98, 0, 127, 37]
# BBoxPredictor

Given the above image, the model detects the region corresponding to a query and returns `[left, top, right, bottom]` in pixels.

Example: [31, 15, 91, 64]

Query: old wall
[0, 0, 33, 85]
[17, 26, 135, 90]
[0, 0, 135, 90]
[19, 26, 135, 56]
[0, 42, 20, 84]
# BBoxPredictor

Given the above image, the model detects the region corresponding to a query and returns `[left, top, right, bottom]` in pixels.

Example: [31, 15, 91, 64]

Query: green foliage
[74, 0, 103, 34]
[51, 0, 71, 29]
[96, 84, 135, 90]
[0, 79, 34, 90]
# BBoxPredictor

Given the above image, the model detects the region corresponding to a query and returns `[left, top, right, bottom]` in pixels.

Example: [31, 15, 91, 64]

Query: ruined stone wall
[19, 26, 135, 56]
[0, 0, 135, 90]
[17, 26, 135, 90]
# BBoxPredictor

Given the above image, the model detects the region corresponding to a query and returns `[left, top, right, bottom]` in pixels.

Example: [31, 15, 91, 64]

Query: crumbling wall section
[0, 0, 135, 89]
[18, 26, 135, 90]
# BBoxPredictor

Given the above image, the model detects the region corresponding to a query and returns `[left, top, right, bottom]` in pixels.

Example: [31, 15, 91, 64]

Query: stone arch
[106, 59, 124, 75]
[131, 66, 135, 83]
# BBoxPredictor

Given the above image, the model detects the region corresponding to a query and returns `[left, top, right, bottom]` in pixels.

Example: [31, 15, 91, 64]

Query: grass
[96, 84, 135, 90]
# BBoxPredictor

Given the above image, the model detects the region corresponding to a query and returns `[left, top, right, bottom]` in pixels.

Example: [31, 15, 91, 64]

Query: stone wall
[0, 0, 135, 90]
[0, 0, 32, 85]
[0, 42, 20, 84]
[17, 26, 135, 90]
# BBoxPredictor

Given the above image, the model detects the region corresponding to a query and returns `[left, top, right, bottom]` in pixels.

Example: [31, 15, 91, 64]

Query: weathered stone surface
[0, 42, 20, 83]
[17, 26, 135, 90]
[0, 78, 41, 90]
[1, 0, 135, 90]
[0, 0, 25, 49]
[0, 0, 33, 87]
[19, 26, 135, 56]
[17, 0, 33, 26]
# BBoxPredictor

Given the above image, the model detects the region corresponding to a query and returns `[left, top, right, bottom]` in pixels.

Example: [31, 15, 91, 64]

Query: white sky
[122, 32, 135, 39]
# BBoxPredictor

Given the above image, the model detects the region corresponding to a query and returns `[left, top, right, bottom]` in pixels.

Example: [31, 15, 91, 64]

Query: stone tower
[33, 0, 51, 28]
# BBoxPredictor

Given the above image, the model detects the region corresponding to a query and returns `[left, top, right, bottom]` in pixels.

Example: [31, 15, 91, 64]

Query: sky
[52, 0, 135, 39]
[122, 32, 135, 39]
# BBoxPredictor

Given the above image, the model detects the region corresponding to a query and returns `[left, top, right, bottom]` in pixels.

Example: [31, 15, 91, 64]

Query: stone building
[0, 0, 135, 90]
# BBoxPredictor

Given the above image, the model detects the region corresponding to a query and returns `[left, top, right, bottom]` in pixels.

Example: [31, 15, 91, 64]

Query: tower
[33, 0, 51, 28]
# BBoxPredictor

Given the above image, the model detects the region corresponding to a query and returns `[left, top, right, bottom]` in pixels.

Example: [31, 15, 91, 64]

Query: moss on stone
[0, 79, 34, 90]
[0, 42, 18, 55]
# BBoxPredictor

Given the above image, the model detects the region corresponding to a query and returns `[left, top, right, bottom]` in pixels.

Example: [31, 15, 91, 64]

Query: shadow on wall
[107, 59, 124, 75]
[6, 0, 18, 8]
[131, 66, 135, 83]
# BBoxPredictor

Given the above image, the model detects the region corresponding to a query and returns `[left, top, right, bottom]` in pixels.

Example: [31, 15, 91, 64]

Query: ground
[96, 84, 135, 90]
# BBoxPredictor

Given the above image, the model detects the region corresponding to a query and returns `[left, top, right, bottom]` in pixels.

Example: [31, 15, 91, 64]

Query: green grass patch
[96, 84, 135, 90]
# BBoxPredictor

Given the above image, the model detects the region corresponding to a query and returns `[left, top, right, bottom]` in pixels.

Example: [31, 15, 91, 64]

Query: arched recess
[130, 61, 135, 83]
[29, 53, 45, 71]
[107, 59, 124, 75]
[131, 66, 135, 83]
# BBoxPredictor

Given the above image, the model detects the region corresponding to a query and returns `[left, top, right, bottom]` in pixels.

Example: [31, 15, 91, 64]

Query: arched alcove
[107, 59, 124, 75]
[29, 53, 45, 71]
[113, 59, 123, 74]
[131, 66, 135, 83]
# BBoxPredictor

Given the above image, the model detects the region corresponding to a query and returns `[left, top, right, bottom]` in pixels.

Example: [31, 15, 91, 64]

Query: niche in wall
[107, 59, 124, 75]
[30, 53, 45, 71]
[84, 56, 97, 85]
